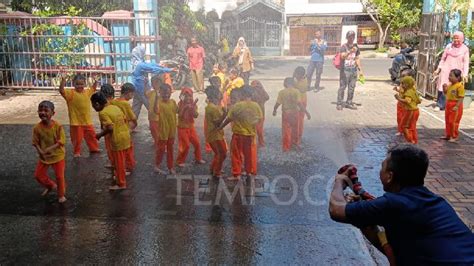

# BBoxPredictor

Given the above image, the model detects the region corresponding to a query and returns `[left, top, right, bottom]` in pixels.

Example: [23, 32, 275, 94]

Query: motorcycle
[389, 47, 417, 84]
[160, 49, 189, 90]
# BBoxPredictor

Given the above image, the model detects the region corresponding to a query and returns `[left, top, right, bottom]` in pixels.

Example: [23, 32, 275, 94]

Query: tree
[360, 0, 421, 49]
[11, 0, 131, 16]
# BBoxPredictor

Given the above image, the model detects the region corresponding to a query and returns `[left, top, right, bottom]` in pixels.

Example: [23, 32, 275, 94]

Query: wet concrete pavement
[1, 61, 473, 264]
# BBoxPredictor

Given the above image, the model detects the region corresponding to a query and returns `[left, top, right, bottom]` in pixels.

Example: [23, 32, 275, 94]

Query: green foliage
[361, 0, 422, 48]
[21, 7, 93, 69]
[375, 47, 388, 53]
[159, 1, 208, 46]
[11, 0, 131, 16]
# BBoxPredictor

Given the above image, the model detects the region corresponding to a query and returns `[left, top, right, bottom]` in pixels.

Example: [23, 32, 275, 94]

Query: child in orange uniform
[293, 67, 309, 145]
[146, 75, 163, 146]
[153, 84, 178, 175]
[211, 63, 227, 92]
[113, 83, 138, 171]
[273, 78, 311, 152]
[99, 84, 117, 169]
[219, 86, 262, 180]
[393, 85, 406, 136]
[442, 69, 465, 143]
[250, 80, 269, 148]
[91, 92, 131, 190]
[176, 88, 206, 167]
[204, 76, 225, 154]
[223, 68, 245, 107]
[32, 101, 67, 203]
[205, 86, 227, 179]
[59, 74, 100, 157]
[395, 76, 421, 144]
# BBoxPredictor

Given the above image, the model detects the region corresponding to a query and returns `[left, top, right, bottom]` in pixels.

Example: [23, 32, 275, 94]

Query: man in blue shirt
[329, 144, 474, 265]
[307, 30, 327, 92]
[130, 46, 174, 120]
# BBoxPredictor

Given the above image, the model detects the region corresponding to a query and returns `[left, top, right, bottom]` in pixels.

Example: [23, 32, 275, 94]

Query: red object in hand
[338, 164, 375, 200]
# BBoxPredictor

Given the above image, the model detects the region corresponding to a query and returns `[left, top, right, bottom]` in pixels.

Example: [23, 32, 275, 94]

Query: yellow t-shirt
[205, 103, 225, 142]
[99, 104, 131, 151]
[226, 77, 245, 96]
[212, 72, 227, 92]
[294, 79, 308, 103]
[157, 99, 178, 140]
[403, 88, 421, 111]
[32, 120, 66, 164]
[63, 88, 95, 126]
[147, 90, 160, 122]
[446, 82, 465, 101]
[277, 87, 301, 112]
[112, 98, 137, 123]
[228, 100, 263, 136]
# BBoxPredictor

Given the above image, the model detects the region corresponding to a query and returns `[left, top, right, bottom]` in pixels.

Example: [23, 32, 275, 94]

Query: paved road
[1, 58, 473, 264]
[253, 57, 392, 80]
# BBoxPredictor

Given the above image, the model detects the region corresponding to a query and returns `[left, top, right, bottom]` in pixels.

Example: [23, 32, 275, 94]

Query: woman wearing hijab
[131, 45, 174, 120]
[434, 31, 470, 111]
[232, 37, 254, 85]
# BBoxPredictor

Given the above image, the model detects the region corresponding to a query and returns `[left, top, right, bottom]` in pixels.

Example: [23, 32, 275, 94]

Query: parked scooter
[389, 47, 417, 84]
[160, 47, 189, 90]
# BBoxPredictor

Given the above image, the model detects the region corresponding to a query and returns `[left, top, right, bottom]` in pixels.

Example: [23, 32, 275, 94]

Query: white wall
[285, 0, 363, 15]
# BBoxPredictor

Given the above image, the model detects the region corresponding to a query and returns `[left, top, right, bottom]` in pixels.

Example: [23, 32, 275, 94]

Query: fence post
[133, 0, 160, 62]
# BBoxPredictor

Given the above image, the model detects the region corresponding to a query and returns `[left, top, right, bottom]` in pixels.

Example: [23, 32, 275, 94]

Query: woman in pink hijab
[434, 31, 470, 111]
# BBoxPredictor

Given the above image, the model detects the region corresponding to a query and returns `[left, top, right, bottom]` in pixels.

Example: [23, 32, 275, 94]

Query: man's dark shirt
[345, 186, 474, 265]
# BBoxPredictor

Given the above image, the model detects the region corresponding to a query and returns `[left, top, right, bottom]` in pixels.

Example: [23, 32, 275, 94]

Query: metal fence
[416, 13, 445, 98]
[0, 15, 159, 90]
[221, 16, 282, 48]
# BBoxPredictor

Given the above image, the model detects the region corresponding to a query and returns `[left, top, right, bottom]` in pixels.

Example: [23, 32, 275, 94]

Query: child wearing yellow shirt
[205, 87, 227, 179]
[442, 69, 465, 143]
[219, 86, 262, 180]
[59, 74, 100, 157]
[273, 78, 311, 152]
[32, 101, 67, 203]
[293, 66, 309, 145]
[395, 76, 421, 144]
[153, 84, 178, 175]
[91, 92, 131, 190]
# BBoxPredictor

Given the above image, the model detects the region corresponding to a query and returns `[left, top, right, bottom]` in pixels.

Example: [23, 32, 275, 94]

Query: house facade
[284, 0, 379, 55]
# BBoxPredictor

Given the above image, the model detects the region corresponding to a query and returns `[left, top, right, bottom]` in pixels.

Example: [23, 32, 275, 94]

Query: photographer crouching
[329, 144, 474, 265]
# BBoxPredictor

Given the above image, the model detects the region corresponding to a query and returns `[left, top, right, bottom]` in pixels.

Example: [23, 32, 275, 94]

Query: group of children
[394, 69, 465, 144]
[31, 65, 314, 202]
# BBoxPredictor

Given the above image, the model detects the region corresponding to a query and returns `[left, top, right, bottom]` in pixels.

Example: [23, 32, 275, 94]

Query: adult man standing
[307, 30, 327, 91]
[329, 144, 474, 265]
[337, 30, 363, 111]
[187, 37, 206, 93]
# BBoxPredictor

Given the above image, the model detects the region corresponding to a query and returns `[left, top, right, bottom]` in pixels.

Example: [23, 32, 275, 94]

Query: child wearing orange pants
[205, 86, 227, 178]
[59, 74, 100, 157]
[112, 83, 138, 171]
[395, 76, 421, 144]
[177, 88, 206, 167]
[273, 78, 311, 152]
[205, 76, 226, 153]
[153, 84, 178, 175]
[250, 80, 269, 148]
[33, 101, 67, 203]
[219, 86, 262, 180]
[91, 92, 131, 190]
[293, 67, 309, 146]
[442, 69, 465, 143]
[146, 76, 162, 146]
